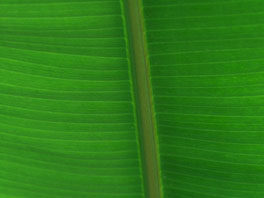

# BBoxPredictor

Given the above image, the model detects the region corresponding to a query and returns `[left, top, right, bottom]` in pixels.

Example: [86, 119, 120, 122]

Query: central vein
[121, 0, 163, 197]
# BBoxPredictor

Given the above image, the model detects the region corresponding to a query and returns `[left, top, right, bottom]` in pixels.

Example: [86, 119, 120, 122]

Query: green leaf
[1, 0, 263, 198]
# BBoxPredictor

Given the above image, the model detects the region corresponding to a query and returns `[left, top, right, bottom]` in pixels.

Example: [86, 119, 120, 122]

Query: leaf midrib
[121, 0, 163, 198]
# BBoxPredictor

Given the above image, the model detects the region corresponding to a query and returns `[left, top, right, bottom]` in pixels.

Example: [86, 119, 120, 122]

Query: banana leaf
[0, 0, 263, 198]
